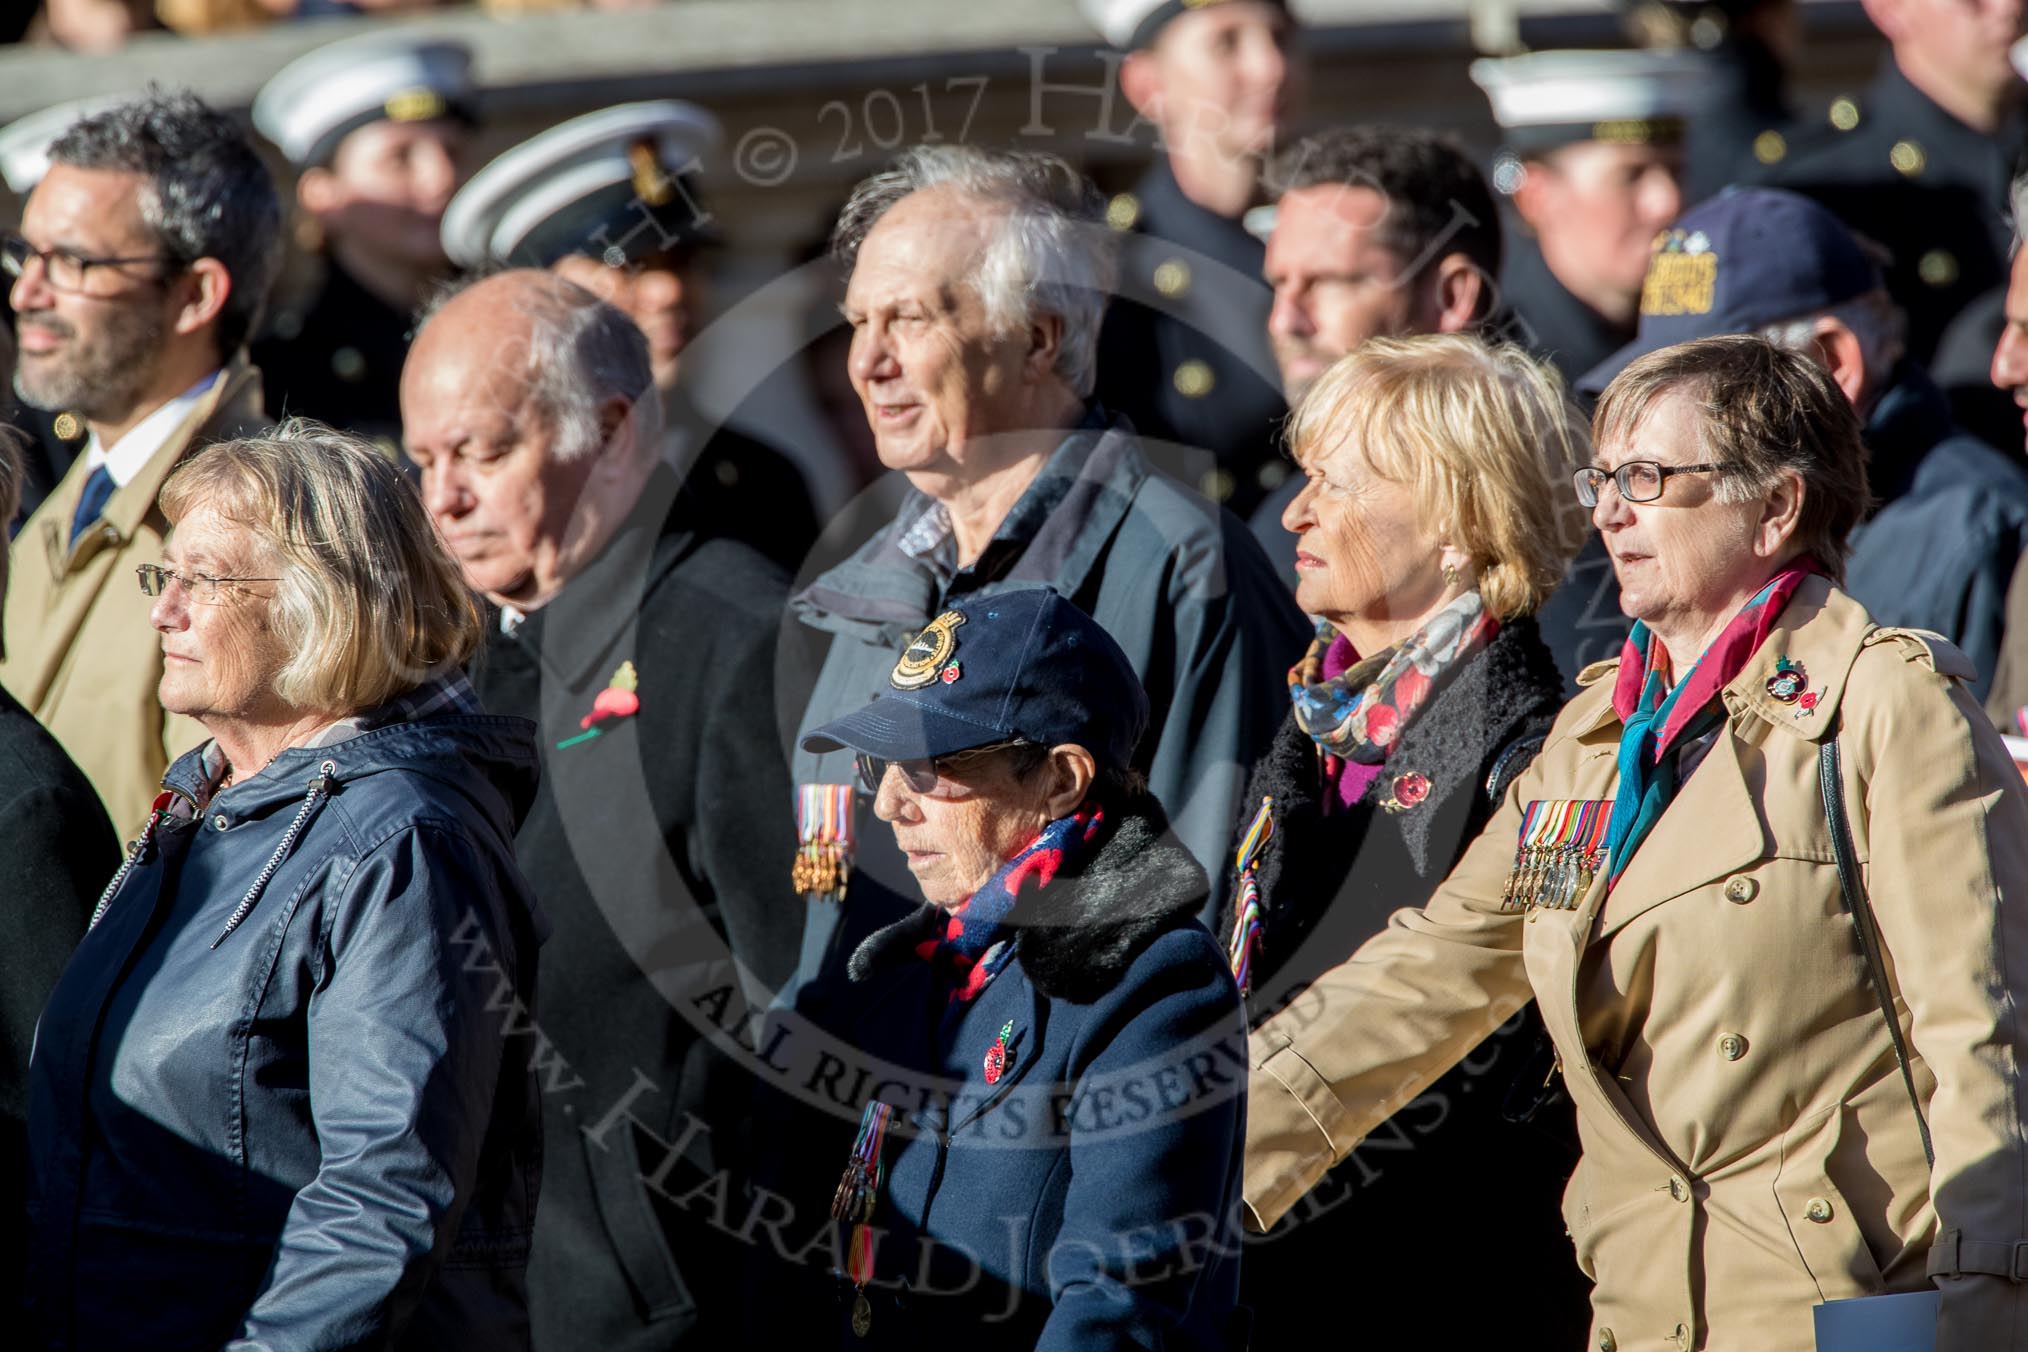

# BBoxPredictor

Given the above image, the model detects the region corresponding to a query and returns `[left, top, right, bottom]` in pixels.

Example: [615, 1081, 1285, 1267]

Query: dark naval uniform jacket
[1094, 160, 1289, 520]
[1843, 363, 2028, 702]
[1231, 616, 1590, 1348]
[1495, 234, 1634, 690]
[783, 797, 1248, 1351]
[252, 259, 419, 446]
[1764, 59, 2027, 368]
[470, 466, 804, 1352]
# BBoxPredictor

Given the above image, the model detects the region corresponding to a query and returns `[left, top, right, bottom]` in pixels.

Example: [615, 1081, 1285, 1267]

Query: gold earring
[1441, 560, 1460, 588]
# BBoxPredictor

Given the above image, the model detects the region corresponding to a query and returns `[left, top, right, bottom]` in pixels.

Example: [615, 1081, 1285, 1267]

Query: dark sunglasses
[853, 739, 1031, 797]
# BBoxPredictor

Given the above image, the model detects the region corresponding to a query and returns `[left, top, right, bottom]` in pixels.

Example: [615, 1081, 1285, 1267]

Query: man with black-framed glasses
[0, 90, 279, 829]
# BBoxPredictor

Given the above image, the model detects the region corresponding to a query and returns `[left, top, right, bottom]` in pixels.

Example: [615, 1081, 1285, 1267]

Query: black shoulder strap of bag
[1819, 734, 1934, 1169]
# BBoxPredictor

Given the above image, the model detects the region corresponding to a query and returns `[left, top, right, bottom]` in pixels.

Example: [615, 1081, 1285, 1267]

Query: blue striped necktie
[68, 463, 115, 546]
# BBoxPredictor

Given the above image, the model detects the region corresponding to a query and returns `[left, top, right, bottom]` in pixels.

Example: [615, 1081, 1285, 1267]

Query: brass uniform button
[1199, 468, 1234, 502]
[1257, 461, 1288, 490]
[1718, 1033, 1747, 1061]
[1919, 249, 1959, 288]
[1173, 360, 1215, 398]
[1723, 875, 1757, 904]
[1152, 258, 1191, 298]
[714, 459, 740, 487]
[53, 411, 81, 440]
[1752, 129, 1787, 165]
[1889, 139, 1927, 177]
[331, 346, 367, 383]
[1598, 1330, 1618, 1352]
[1829, 96, 1861, 132]
[1669, 1176, 1690, 1202]
[1106, 192, 1141, 231]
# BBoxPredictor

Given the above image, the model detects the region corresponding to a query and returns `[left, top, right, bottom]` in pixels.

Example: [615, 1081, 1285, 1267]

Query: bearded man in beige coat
[1245, 335, 2028, 1351]
[0, 93, 279, 829]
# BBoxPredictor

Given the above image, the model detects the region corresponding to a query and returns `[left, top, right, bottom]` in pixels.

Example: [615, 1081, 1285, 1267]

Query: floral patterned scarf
[1287, 589, 1501, 806]
[916, 804, 1110, 1004]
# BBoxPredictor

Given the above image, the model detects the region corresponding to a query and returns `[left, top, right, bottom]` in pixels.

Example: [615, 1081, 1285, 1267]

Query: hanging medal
[794, 783, 857, 902]
[1227, 796, 1273, 996]
[830, 1100, 893, 1337]
[1505, 799, 1612, 912]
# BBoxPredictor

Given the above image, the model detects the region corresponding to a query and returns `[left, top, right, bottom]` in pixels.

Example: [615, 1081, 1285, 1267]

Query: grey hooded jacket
[786, 410, 1307, 981]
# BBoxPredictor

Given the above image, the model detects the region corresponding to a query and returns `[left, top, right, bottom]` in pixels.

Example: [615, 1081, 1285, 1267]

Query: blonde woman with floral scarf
[1230, 332, 1592, 1348]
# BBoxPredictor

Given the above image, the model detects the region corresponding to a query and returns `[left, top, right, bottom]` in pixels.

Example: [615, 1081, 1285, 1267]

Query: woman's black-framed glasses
[136, 564, 281, 603]
[1, 230, 182, 294]
[1573, 460, 1741, 507]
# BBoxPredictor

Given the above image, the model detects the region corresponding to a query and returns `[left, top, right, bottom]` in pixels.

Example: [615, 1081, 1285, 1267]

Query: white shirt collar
[82, 370, 223, 488]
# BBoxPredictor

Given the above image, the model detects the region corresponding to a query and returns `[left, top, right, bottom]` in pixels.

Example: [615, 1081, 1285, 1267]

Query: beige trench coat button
[1668, 1176, 1690, 1202]
[1597, 1330, 1617, 1352]
[1718, 1033, 1747, 1061]
[1673, 1322, 1691, 1349]
[1805, 1197, 1834, 1223]
[1723, 875, 1757, 903]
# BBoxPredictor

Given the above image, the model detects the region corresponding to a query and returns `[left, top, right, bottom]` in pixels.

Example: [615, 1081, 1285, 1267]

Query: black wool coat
[0, 685, 116, 1322]
[470, 468, 804, 1352]
[1232, 616, 1595, 1349]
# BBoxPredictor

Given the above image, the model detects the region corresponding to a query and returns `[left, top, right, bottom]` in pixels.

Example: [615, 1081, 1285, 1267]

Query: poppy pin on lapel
[1381, 771, 1432, 813]
[558, 661, 640, 748]
[983, 1019, 1015, 1084]
[1766, 655, 1807, 704]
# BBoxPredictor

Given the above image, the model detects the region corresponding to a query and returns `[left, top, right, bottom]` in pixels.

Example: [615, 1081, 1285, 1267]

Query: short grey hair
[50, 90, 282, 357]
[830, 146, 1117, 398]
[419, 269, 657, 462]
[1758, 288, 1906, 396]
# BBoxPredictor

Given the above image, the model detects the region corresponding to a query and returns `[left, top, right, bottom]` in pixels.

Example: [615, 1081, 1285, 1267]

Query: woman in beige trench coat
[1244, 335, 2028, 1352]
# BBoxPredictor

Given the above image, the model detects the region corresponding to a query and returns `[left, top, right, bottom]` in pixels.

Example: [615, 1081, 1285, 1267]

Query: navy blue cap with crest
[1577, 186, 1884, 396]
[800, 587, 1149, 775]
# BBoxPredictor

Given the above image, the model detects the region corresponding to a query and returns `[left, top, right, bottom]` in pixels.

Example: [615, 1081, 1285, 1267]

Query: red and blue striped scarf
[917, 804, 1109, 1003]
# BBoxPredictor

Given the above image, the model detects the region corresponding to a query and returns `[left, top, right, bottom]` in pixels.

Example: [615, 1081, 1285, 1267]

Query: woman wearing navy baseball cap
[790, 584, 1247, 1348]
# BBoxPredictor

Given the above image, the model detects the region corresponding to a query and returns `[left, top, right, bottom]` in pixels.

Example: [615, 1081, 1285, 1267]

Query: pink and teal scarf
[1603, 560, 1818, 886]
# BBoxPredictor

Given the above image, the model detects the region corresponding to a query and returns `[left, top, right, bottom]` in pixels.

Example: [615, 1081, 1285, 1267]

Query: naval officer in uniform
[1473, 48, 1701, 688]
[1471, 47, 1700, 389]
[249, 34, 477, 445]
[441, 102, 817, 574]
[1766, 0, 2026, 376]
[1079, 0, 1303, 520]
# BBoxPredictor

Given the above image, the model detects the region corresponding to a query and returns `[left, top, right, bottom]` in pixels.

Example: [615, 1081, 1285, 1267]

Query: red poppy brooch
[557, 661, 640, 749]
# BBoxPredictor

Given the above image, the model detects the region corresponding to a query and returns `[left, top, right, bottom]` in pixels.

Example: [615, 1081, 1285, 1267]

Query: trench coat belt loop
[1926, 1228, 2028, 1280]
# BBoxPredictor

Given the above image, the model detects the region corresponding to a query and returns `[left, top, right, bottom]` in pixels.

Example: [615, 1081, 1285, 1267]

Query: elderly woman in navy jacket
[25, 425, 543, 1352]
[791, 586, 1247, 1349]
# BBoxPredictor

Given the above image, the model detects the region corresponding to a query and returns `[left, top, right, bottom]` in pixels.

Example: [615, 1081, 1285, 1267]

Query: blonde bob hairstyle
[1283, 334, 1590, 620]
[159, 421, 484, 715]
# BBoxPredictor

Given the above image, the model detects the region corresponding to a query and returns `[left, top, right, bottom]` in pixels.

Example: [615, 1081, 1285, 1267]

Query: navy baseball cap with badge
[801, 588, 1150, 777]
[1577, 186, 1884, 396]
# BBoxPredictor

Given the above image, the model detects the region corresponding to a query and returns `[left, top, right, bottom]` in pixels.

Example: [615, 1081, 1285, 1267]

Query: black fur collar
[848, 794, 1209, 1005]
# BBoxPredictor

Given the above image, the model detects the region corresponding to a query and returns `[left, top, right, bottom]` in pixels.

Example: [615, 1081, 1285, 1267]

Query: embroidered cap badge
[891, 610, 966, 690]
